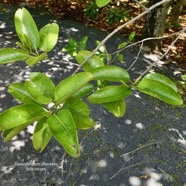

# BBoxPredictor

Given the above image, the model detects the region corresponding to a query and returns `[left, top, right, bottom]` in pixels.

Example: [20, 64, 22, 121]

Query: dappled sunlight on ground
[0, 3, 186, 186]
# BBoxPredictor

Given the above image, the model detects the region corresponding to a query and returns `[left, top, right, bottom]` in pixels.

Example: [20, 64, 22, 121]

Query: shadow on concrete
[0, 3, 186, 186]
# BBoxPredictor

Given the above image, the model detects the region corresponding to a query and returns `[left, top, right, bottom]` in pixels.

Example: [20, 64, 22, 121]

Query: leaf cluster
[0, 8, 59, 66]
[0, 6, 183, 157]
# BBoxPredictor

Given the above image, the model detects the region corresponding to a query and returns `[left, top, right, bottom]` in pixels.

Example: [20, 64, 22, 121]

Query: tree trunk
[141, 0, 170, 50]
[169, 0, 186, 25]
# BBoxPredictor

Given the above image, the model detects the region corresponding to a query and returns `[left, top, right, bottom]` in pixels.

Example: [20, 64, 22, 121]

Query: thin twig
[73, 0, 170, 74]
[109, 162, 144, 180]
[59, 152, 67, 177]
[120, 140, 159, 157]
[113, 30, 181, 56]
[137, 26, 186, 80]
[111, 30, 183, 71]
[127, 40, 144, 71]
[79, 128, 94, 146]
[61, 60, 80, 67]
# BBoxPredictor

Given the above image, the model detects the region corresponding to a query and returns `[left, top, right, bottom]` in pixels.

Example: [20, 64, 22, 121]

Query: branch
[137, 26, 186, 79]
[115, 31, 181, 55]
[127, 41, 144, 71]
[73, 0, 170, 74]
[120, 140, 159, 157]
[109, 162, 144, 180]
[125, 32, 179, 71]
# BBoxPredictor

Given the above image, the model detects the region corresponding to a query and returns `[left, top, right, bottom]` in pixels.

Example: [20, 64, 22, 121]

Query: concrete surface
[0, 4, 186, 186]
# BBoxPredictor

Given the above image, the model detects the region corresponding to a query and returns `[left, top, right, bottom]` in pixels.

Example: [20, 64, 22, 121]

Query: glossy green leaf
[118, 54, 124, 63]
[103, 99, 126, 118]
[72, 83, 94, 98]
[3, 122, 30, 142]
[26, 53, 47, 66]
[0, 48, 29, 64]
[79, 36, 88, 50]
[118, 42, 128, 50]
[129, 31, 135, 42]
[63, 98, 95, 129]
[96, 0, 111, 7]
[33, 117, 52, 152]
[91, 66, 130, 82]
[8, 83, 36, 104]
[87, 85, 132, 104]
[39, 23, 59, 52]
[25, 72, 55, 104]
[136, 73, 183, 106]
[47, 109, 80, 157]
[0, 104, 49, 131]
[55, 72, 93, 105]
[14, 8, 40, 50]
[75, 50, 104, 72]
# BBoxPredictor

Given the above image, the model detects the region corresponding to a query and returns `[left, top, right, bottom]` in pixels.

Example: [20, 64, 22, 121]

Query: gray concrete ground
[0, 4, 186, 186]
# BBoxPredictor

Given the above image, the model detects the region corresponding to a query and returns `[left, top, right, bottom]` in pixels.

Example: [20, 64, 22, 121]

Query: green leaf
[47, 109, 80, 157]
[62, 45, 77, 57]
[118, 54, 124, 63]
[118, 42, 128, 50]
[0, 48, 29, 64]
[39, 23, 59, 52]
[25, 72, 55, 104]
[8, 83, 37, 104]
[55, 72, 93, 105]
[136, 73, 183, 106]
[3, 122, 30, 142]
[129, 31, 135, 42]
[87, 85, 132, 104]
[14, 8, 40, 50]
[96, 40, 106, 53]
[69, 37, 78, 47]
[103, 99, 126, 118]
[181, 75, 186, 81]
[63, 98, 95, 129]
[26, 53, 47, 66]
[33, 117, 52, 152]
[96, 0, 111, 7]
[16, 41, 28, 51]
[75, 50, 104, 72]
[79, 36, 88, 50]
[0, 104, 49, 131]
[62, 45, 76, 52]
[72, 83, 94, 98]
[91, 66, 130, 82]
